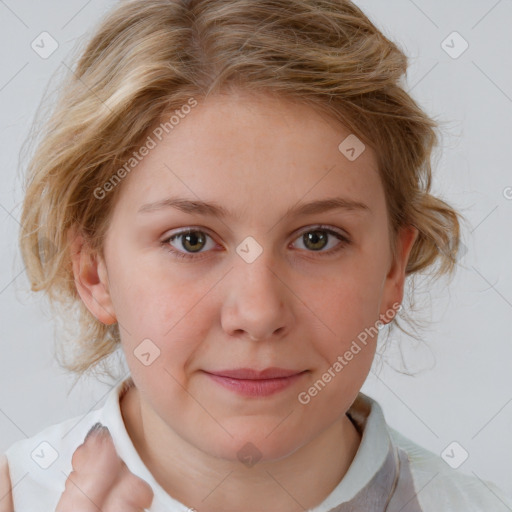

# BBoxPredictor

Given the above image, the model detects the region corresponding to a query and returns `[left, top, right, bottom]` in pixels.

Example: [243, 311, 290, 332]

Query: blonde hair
[18, 0, 463, 380]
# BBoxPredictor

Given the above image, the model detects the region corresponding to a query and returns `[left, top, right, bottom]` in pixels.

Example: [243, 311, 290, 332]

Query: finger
[72, 423, 120, 470]
[73, 424, 123, 479]
[57, 423, 153, 511]
[103, 485, 154, 511]
[64, 457, 154, 511]
[110, 470, 154, 509]
[55, 469, 103, 512]
[59, 424, 123, 507]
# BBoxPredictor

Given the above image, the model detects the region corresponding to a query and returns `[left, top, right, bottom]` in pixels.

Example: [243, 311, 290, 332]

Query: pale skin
[54, 425, 153, 511]
[0, 426, 153, 512]
[0, 90, 417, 512]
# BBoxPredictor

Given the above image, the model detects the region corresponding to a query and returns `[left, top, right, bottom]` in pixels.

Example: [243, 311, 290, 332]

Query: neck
[121, 384, 362, 512]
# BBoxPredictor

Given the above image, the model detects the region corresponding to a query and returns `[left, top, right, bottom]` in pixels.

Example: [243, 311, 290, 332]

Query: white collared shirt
[5, 377, 512, 511]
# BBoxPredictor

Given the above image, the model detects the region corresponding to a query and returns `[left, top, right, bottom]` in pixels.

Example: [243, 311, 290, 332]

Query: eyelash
[161, 225, 351, 261]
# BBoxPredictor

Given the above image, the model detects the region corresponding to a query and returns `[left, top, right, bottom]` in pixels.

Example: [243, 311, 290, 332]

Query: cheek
[303, 286, 379, 406]
[299, 266, 384, 375]
[108, 256, 207, 333]
[304, 268, 383, 332]
[112, 276, 218, 382]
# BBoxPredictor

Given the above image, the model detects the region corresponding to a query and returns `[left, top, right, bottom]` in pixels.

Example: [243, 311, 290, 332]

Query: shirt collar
[104, 378, 402, 511]
[310, 391, 400, 511]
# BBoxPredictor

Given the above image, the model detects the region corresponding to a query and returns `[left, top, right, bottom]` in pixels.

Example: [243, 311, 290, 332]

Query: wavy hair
[18, 0, 464, 381]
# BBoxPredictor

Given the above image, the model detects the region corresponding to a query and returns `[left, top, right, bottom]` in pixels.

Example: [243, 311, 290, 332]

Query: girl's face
[76, 90, 417, 463]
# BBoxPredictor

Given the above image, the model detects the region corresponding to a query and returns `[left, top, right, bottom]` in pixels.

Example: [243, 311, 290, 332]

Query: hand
[55, 422, 154, 511]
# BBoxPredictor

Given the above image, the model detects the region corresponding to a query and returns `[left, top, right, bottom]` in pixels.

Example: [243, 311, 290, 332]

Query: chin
[197, 424, 307, 465]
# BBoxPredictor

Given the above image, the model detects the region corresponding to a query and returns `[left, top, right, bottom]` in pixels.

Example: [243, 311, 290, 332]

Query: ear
[379, 225, 418, 322]
[68, 225, 117, 325]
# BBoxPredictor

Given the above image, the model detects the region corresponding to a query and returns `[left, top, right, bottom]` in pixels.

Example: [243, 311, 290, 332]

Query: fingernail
[85, 422, 110, 441]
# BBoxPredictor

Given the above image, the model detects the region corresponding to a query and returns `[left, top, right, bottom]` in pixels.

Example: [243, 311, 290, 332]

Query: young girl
[1, 0, 510, 510]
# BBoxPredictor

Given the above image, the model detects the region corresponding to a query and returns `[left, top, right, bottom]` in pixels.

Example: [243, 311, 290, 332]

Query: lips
[205, 367, 304, 380]
[202, 367, 308, 397]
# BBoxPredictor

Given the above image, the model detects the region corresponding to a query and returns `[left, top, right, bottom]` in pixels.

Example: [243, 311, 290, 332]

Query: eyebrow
[137, 196, 371, 218]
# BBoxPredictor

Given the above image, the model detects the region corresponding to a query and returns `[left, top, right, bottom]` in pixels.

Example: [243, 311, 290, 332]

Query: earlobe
[68, 226, 117, 325]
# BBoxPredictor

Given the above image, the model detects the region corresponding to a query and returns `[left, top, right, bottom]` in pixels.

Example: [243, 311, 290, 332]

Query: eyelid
[161, 228, 215, 262]
[161, 226, 215, 242]
[161, 224, 351, 260]
[162, 225, 350, 244]
[162, 227, 217, 249]
[293, 224, 350, 241]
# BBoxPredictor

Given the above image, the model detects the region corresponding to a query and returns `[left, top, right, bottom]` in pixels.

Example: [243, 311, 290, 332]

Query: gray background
[1, 0, 511, 501]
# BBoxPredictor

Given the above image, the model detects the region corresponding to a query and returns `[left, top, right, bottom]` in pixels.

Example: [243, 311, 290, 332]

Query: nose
[220, 251, 293, 342]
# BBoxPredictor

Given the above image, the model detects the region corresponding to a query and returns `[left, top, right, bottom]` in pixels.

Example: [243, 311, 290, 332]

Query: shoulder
[388, 426, 512, 511]
[0, 454, 13, 512]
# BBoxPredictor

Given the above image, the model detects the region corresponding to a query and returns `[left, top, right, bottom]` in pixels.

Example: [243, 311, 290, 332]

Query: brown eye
[302, 230, 329, 251]
[179, 231, 207, 252]
[162, 229, 216, 260]
[292, 226, 350, 255]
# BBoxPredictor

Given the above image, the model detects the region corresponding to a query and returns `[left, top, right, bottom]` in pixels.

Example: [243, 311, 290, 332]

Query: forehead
[114, 91, 385, 220]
